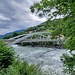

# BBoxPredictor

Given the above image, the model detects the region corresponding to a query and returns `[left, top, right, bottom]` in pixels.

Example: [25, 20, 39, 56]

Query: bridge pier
[21, 42, 24, 46]
[43, 37, 45, 39]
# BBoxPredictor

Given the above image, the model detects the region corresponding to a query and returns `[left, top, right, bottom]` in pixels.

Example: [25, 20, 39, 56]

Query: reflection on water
[12, 45, 70, 75]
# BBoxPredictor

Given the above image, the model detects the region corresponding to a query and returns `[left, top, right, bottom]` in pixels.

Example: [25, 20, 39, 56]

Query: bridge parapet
[21, 38, 57, 43]
[3, 39, 15, 45]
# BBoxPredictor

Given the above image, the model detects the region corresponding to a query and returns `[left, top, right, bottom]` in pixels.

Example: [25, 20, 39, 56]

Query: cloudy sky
[0, 0, 46, 35]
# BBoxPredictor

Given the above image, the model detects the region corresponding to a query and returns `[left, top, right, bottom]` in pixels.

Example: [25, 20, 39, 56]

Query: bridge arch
[7, 32, 53, 46]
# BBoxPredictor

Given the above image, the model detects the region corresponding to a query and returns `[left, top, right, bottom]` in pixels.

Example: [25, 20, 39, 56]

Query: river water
[12, 45, 70, 75]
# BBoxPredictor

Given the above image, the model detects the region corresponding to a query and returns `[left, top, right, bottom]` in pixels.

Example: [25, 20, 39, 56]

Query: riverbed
[12, 45, 70, 75]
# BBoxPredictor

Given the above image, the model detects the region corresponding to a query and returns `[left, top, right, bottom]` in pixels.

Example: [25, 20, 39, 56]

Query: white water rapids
[12, 45, 71, 75]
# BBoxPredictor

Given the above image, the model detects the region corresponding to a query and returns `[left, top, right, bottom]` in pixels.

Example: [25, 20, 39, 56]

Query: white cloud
[0, 13, 11, 21]
[0, 26, 19, 35]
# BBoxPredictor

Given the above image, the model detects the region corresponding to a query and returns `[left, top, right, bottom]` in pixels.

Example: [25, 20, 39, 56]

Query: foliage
[30, 0, 75, 75]
[0, 56, 46, 75]
[0, 40, 15, 69]
[0, 58, 61, 75]
[30, 0, 75, 18]
[3, 35, 12, 39]
[62, 18, 75, 37]
[0, 59, 44, 75]
[64, 36, 75, 52]
[12, 32, 19, 37]
[30, 0, 75, 49]
[60, 53, 75, 75]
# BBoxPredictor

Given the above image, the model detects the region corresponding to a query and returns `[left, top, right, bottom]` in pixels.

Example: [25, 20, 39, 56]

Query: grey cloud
[0, 0, 46, 35]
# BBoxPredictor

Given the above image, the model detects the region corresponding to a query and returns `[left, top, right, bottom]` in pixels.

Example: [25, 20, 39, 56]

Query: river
[12, 45, 70, 75]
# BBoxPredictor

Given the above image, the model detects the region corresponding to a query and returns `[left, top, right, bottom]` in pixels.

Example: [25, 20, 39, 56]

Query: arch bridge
[4, 32, 58, 46]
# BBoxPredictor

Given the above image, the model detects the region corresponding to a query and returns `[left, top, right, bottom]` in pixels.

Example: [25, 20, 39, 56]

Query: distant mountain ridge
[0, 21, 46, 39]
[0, 29, 25, 39]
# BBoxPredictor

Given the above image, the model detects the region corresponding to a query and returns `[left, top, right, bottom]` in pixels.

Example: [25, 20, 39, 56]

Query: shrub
[0, 40, 15, 69]
[0, 59, 45, 75]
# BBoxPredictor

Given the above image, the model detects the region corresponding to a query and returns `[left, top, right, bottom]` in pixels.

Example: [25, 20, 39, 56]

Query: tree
[30, 0, 75, 50]
[12, 32, 19, 37]
[30, 0, 75, 49]
[60, 53, 75, 75]
[30, 0, 75, 19]
[0, 40, 15, 69]
[30, 0, 75, 75]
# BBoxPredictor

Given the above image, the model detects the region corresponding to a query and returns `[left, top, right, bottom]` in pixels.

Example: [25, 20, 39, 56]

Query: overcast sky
[0, 0, 46, 35]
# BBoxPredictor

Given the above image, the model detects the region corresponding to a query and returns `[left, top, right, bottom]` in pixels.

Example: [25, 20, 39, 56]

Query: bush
[0, 59, 45, 75]
[0, 40, 15, 69]
[14, 60, 44, 75]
